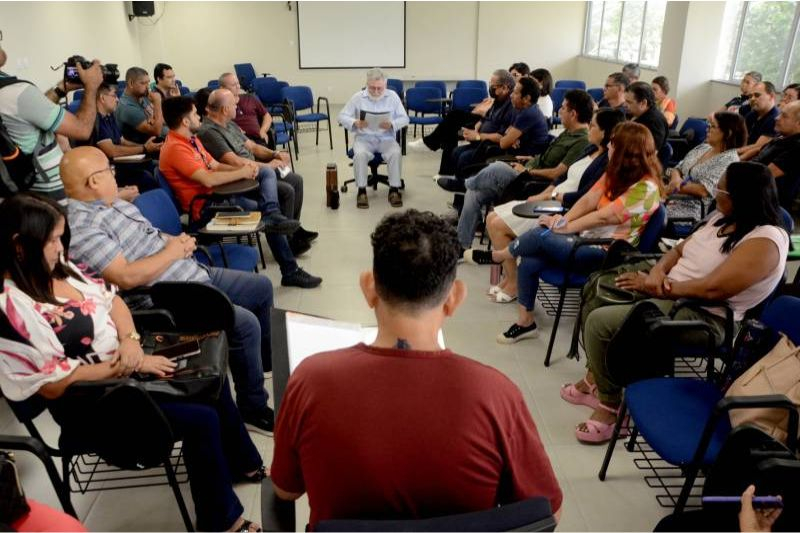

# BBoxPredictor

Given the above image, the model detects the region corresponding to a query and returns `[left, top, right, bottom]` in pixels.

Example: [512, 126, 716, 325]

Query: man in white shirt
[338, 68, 409, 209]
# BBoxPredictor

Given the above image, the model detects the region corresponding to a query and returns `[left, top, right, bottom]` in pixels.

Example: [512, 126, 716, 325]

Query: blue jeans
[456, 161, 518, 249]
[207, 267, 272, 414]
[159, 379, 262, 531]
[510, 227, 607, 311]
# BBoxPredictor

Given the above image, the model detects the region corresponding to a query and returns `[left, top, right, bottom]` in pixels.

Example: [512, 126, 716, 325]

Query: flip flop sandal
[488, 285, 502, 296]
[575, 403, 629, 444]
[560, 378, 600, 409]
[491, 289, 517, 303]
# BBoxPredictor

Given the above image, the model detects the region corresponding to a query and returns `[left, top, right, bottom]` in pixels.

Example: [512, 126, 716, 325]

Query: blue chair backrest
[234, 63, 257, 90]
[588, 88, 604, 102]
[253, 78, 284, 106]
[670, 113, 679, 130]
[72, 89, 84, 102]
[66, 100, 80, 114]
[658, 143, 673, 170]
[179, 86, 190, 96]
[555, 80, 587, 90]
[779, 207, 794, 234]
[387, 78, 404, 99]
[208, 79, 220, 90]
[117, 80, 127, 91]
[281, 86, 314, 112]
[452, 87, 485, 112]
[761, 295, 800, 345]
[154, 168, 182, 212]
[679, 117, 709, 146]
[133, 189, 182, 235]
[637, 203, 667, 252]
[456, 80, 488, 96]
[550, 88, 568, 118]
[405, 87, 442, 114]
[414, 80, 447, 98]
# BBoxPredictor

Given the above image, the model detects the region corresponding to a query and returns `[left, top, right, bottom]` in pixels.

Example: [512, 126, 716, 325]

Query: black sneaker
[295, 227, 319, 242]
[464, 248, 500, 265]
[496, 323, 539, 344]
[357, 188, 369, 209]
[289, 235, 312, 257]
[242, 407, 275, 435]
[437, 177, 466, 193]
[263, 212, 300, 234]
[282, 268, 322, 288]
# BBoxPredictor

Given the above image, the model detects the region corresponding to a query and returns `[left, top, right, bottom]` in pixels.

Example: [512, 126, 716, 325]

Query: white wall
[0, 1, 141, 90]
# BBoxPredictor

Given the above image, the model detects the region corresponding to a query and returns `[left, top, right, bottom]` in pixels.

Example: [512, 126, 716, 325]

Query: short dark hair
[509, 62, 530, 77]
[193, 88, 212, 118]
[564, 89, 594, 124]
[370, 209, 461, 311]
[154, 63, 173, 81]
[760, 81, 777, 96]
[594, 108, 626, 149]
[97, 83, 117, 99]
[125, 66, 148, 84]
[531, 68, 553, 97]
[162, 96, 195, 130]
[626, 81, 656, 109]
[785, 83, 800, 96]
[712, 111, 747, 151]
[607, 72, 630, 90]
[652, 75, 670, 95]
[517, 76, 540, 104]
[0, 193, 80, 305]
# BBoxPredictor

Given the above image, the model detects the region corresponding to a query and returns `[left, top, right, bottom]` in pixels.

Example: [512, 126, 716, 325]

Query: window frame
[716, 1, 800, 88]
[582, 1, 663, 69]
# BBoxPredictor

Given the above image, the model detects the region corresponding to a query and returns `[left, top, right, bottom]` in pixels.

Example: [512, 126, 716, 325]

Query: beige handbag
[726, 334, 800, 443]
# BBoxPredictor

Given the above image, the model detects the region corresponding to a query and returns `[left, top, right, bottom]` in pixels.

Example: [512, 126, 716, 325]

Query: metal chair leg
[625, 426, 639, 451]
[544, 286, 568, 367]
[674, 465, 700, 514]
[164, 459, 194, 531]
[255, 233, 267, 270]
[599, 399, 628, 480]
[327, 117, 333, 149]
[566, 311, 582, 360]
[315, 120, 320, 146]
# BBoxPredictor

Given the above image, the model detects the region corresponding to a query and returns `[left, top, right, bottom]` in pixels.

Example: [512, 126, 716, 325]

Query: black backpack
[0, 76, 43, 197]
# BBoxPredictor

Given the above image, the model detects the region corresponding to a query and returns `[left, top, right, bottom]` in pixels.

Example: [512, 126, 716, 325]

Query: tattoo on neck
[395, 338, 411, 350]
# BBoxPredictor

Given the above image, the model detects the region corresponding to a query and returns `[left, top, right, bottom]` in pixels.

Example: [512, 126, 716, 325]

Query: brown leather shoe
[356, 189, 369, 209]
[388, 188, 403, 208]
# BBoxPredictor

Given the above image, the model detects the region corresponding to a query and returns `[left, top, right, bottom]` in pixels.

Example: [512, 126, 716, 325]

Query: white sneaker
[407, 138, 431, 152]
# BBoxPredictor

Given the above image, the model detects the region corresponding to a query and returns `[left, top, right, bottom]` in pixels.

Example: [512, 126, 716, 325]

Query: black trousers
[422, 109, 481, 175]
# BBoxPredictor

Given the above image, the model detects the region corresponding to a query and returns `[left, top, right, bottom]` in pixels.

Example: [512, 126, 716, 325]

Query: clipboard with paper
[359, 110, 391, 132]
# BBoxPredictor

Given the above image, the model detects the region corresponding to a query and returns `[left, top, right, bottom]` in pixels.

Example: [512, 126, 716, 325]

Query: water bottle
[326, 163, 338, 208]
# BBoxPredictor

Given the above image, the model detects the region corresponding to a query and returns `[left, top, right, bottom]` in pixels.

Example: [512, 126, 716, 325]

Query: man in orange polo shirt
[160, 96, 322, 288]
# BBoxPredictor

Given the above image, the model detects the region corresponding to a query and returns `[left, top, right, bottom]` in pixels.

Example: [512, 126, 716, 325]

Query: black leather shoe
[437, 177, 466, 193]
[295, 227, 319, 242]
[289, 236, 312, 256]
[282, 268, 322, 288]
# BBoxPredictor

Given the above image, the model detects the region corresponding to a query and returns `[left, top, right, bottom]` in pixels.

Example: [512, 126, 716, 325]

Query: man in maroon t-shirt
[271, 210, 563, 527]
[219, 72, 275, 149]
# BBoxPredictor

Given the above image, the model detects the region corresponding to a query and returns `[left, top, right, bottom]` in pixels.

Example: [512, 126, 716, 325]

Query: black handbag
[136, 331, 228, 403]
[0, 451, 30, 525]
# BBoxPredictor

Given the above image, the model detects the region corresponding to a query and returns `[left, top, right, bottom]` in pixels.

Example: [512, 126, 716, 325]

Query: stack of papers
[205, 212, 261, 233]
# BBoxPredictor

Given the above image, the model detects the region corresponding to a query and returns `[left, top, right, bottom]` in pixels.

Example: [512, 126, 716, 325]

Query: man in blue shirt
[115, 66, 168, 145]
[740, 81, 779, 159]
[338, 68, 409, 209]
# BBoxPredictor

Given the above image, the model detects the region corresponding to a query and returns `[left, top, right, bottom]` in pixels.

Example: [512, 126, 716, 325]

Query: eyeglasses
[84, 165, 115, 183]
[707, 122, 719, 130]
[712, 187, 730, 196]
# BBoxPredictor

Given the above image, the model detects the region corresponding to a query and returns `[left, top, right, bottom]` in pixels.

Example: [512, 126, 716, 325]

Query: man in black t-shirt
[740, 82, 779, 159]
[752, 101, 800, 209]
[625, 82, 668, 149]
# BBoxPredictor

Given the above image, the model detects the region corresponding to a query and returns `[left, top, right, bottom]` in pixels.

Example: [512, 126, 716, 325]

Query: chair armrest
[316, 96, 330, 117]
[573, 237, 615, 248]
[261, 479, 296, 532]
[716, 394, 799, 452]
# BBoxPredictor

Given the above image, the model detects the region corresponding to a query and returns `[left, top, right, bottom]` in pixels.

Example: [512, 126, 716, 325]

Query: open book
[285, 312, 445, 373]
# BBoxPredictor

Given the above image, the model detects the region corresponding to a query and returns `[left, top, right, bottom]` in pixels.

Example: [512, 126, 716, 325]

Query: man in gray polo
[115, 66, 167, 145]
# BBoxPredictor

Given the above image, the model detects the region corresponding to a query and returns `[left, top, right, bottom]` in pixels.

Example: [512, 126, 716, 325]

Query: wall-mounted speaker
[131, 1, 155, 18]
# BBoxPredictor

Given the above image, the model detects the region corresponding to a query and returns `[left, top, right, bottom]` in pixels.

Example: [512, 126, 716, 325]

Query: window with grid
[583, 1, 668, 68]
[714, 1, 800, 87]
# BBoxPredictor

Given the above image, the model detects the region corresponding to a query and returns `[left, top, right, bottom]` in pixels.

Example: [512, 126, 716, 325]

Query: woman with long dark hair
[0, 193, 265, 532]
[483, 122, 664, 343]
[564, 162, 789, 443]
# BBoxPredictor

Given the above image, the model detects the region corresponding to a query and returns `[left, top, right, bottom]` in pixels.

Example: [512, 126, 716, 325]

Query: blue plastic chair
[555, 80, 587, 90]
[599, 295, 800, 513]
[207, 80, 220, 90]
[668, 117, 709, 165]
[253, 78, 287, 115]
[406, 87, 443, 137]
[550, 87, 568, 126]
[414, 80, 447, 98]
[387, 78, 404, 101]
[451, 87, 486, 112]
[539, 203, 668, 366]
[456, 80, 488, 98]
[133, 189, 258, 273]
[588, 88, 604, 102]
[281, 85, 333, 152]
[234, 63, 258, 92]
[179, 86, 190, 96]
[72, 89, 84, 102]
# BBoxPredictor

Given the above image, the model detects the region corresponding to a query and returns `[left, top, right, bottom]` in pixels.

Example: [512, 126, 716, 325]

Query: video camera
[63, 55, 120, 87]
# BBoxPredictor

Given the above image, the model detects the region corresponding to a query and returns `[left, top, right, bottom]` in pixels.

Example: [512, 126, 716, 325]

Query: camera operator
[0, 34, 102, 200]
[115, 66, 167, 145]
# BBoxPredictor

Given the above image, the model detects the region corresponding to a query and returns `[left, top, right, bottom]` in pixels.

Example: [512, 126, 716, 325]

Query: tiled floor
[1, 115, 675, 531]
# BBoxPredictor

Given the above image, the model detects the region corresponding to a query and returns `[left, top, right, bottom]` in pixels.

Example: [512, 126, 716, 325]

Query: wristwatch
[53, 85, 67, 99]
[123, 331, 142, 343]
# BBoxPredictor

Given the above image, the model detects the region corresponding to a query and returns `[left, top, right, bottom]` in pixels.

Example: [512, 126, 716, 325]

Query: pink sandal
[575, 403, 629, 444]
[560, 378, 600, 409]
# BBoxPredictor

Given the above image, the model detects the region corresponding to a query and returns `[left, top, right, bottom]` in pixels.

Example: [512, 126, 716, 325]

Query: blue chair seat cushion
[409, 116, 443, 125]
[626, 378, 731, 466]
[295, 113, 328, 122]
[196, 244, 258, 272]
[539, 269, 589, 287]
[273, 122, 292, 133]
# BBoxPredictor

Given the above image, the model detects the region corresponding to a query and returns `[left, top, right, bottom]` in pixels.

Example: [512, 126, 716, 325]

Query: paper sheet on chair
[285, 312, 444, 373]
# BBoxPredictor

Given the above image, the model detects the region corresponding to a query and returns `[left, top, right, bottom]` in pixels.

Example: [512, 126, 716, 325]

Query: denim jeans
[510, 227, 607, 311]
[277, 171, 304, 219]
[456, 161, 518, 249]
[207, 267, 273, 414]
[231, 166, 281, 216]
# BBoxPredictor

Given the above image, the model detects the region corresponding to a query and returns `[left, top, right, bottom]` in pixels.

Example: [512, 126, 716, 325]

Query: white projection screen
[297, 2, 406, 69]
